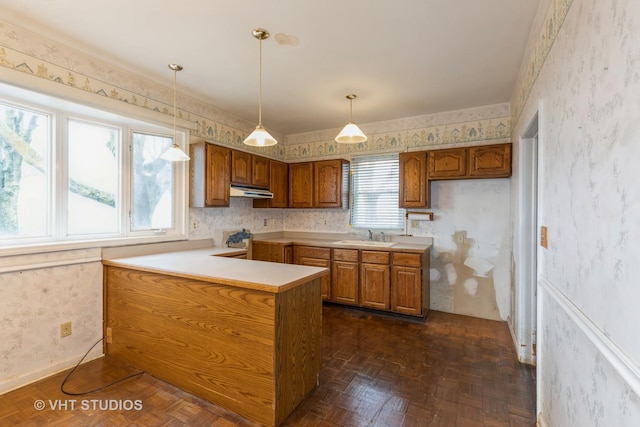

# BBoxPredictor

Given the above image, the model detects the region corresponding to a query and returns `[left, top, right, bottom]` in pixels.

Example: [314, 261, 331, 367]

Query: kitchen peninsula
[102, 245, 328, 427]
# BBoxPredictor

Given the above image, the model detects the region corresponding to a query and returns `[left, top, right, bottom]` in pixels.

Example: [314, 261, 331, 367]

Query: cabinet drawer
[392, 252, 422, 267]
[296, 246, 331, 260]
[333, 248, 359, 262]
[361, 250, 390, 264]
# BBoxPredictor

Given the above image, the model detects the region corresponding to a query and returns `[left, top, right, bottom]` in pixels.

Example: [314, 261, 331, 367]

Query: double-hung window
[0, 82, 187, 249]
[349, 153, 405, 230]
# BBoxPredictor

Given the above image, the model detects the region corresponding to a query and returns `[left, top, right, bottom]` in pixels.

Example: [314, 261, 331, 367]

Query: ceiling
[0, 0, 540, 136]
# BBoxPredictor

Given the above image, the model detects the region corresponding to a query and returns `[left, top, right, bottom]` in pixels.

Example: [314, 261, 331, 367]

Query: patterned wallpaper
[510, 0, 640, 425]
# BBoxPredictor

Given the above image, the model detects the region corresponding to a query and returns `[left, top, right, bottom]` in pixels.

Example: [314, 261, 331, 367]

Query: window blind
[349, 154, 405, 229]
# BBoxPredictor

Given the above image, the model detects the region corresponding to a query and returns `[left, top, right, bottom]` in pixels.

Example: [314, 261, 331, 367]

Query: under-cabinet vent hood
[230, 184, 273, 199]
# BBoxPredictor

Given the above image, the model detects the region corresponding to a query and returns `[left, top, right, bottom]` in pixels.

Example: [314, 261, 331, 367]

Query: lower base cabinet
[294, 246, 331, 300]
[331, 249, 359, 305]
[289, 244, 429, 317]
[360, 250, 391, 310]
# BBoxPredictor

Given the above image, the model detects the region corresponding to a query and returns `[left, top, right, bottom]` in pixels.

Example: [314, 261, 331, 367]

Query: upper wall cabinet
[428, 148, 467, 179]
[190, 142, 230, 207]
[253, 159, 289, 209]
[399, 151, 429, 208]
[289, 159, 350, 209]
[289, 162, 314, 208]
[314, 159, 349, 208]
[231, 150, 270, 188]
[468, 144, 512, 178]
[428, 143, 512, 180]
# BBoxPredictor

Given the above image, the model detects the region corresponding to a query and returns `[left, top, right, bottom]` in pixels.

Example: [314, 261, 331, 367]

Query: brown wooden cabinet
[314, 159, 349, 208]
[231, 150, 270, 188]
[190, 142, 230, 207]
[294, 246, 331, 300]
[331, 249, 359, 305]
[390, 252, 429, 316]
[468, 143, 512, 178]
[252, 155, 270, 188]
[428, 147, 467, 179]
[253, 160, 289, 209]
[399, 151, 429, 208]
[252, 241, 292, 263]
[289, 162, 314, 208]
[360, 251, 390, 310]
[427, 143, 512, 180]
[231, 150, 252, 186]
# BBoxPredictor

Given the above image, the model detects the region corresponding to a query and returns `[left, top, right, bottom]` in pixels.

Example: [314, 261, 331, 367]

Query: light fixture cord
[173, 68, 177, 144]
[349, 97, 353, 121]
[258, 36, 263, 126]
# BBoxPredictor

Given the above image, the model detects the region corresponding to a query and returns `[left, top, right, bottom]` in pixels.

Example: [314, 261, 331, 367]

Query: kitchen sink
[333, 240, 397, 248]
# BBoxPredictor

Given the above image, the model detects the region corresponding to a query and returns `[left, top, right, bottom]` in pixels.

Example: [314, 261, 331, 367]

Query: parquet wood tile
[1, 306, 536, 426]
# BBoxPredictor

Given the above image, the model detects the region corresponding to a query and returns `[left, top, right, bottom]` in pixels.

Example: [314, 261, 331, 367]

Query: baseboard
[0, 352, 104, 395]
[539, 277, 640, 398]
[508, 317, 536, 365]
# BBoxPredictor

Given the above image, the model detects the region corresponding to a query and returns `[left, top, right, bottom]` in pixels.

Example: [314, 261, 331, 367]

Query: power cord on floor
[60, 337, 144, 396]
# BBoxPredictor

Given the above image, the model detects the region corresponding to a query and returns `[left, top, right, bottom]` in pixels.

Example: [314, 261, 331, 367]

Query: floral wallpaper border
[0, 35, 284, 159]
[511, 0, 574, 127]
[284, 117, 511, 161]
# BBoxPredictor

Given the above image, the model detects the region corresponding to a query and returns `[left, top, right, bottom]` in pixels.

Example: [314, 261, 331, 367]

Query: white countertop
[103, 247, 328, 294]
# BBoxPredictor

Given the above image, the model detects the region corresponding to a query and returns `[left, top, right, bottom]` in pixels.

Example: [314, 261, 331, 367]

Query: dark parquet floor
[1, 305, 536, 426]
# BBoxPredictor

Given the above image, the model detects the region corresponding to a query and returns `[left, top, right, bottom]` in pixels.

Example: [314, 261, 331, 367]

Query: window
[349, 154, 405, 229]
[0, 82, 187, 249]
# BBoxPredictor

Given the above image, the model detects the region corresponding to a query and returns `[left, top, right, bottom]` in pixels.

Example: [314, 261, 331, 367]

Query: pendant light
[335, 94, 367, 143]
[161, 63, 190, 161]
[244, 28, 277, 147]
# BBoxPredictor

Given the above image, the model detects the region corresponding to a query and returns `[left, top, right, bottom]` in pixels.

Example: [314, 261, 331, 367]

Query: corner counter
[102, 246, 328, 426]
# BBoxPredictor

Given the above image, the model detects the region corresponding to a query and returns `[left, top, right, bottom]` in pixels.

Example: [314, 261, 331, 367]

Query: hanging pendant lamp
[244, 28, 277, 147]
[335, 94, 367, 143]
[161, 63, 190, 161]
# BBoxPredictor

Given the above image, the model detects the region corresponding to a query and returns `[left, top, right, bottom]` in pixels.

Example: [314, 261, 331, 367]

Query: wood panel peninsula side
[102, 249, 328, 426]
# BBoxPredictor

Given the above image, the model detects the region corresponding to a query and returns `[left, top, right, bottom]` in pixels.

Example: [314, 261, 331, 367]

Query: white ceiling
[0, 0, 540, 135]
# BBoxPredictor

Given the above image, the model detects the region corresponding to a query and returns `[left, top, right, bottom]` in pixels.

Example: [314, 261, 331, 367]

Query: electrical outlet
[60, 322, 72, 338]
[411, 220, 419, 228]
[263, 218, 267, 226]
[540, 226, 548, 248]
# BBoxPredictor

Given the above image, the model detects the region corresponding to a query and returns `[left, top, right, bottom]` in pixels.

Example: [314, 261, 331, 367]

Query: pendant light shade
[161, 63, 190, 161]
[244, 28, 277, 147]
[335, 94, 367, 143]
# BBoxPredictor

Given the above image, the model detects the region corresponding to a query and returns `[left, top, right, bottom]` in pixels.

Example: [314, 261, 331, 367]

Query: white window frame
[0, 82, 188, 255]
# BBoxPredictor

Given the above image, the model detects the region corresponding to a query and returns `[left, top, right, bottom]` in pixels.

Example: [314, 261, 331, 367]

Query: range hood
[230, 184, 273, 199]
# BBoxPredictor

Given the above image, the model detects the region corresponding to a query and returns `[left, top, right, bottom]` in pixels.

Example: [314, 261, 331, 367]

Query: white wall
[511, 0, 640, 424]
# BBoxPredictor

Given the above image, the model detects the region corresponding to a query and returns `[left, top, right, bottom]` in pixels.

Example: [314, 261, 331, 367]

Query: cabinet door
[332, 261, 359, 305]
[314, 160, 344, 208]
[391, 266, 422, 316]
[269, 160, 288, 207]
[399, 151, 429, 208]
[252, 155, 270, 188]
[361, 263, 390, 310]
[289, 162, 314, 208]
[231, 150, 252, 185]
[299, 257, 331, 300]
[204, 144, 230, 207]
[468, 144, 512, 178]
[428, 148, 467, 179]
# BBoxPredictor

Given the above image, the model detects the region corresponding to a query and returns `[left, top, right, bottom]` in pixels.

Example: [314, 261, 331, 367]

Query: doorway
[516, 113, 539, 365]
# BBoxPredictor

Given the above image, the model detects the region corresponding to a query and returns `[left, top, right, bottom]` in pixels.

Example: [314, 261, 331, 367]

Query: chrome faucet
[368, 230, 373, 241]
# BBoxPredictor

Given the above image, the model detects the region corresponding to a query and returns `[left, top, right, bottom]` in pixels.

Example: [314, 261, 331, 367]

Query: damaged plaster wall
[411, 179, 511, 321]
